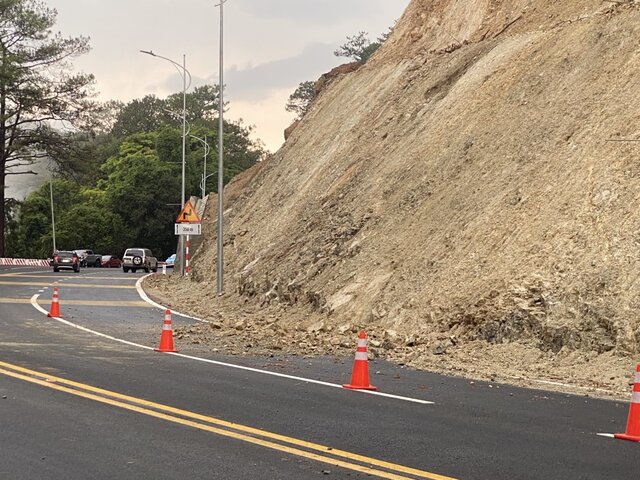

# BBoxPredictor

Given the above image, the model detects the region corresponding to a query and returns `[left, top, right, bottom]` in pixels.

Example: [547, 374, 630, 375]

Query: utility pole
[216, 0, 227, 294]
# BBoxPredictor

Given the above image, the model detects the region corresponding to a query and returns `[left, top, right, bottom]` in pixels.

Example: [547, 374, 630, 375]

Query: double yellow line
[0, 360, 457, 480]
[0, 281, 134, 289]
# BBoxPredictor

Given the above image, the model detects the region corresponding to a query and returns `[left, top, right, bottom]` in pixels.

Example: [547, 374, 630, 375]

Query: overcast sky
[45, 0, 411, 152]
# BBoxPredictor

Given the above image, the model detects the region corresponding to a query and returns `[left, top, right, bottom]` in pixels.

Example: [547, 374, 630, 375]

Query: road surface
[0, 266, 637, 479]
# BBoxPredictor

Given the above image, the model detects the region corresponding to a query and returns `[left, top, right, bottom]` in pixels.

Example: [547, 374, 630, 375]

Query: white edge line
[136, 275, 205, 323]
[596, 433, 615, 438]
[31, 292, 434, 406]
[31, 294, 153, 351]
[516, 377, 618, 395]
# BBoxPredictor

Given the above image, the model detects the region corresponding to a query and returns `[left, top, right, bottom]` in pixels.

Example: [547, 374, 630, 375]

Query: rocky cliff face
[147, 0, 640, 397]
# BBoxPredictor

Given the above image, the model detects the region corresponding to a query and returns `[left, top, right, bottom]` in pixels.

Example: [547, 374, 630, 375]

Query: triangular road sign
[176, 200, 201, 223]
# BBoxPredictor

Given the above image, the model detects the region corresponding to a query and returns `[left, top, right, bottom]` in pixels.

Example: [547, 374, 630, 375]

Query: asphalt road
[0, 266, 637, 479]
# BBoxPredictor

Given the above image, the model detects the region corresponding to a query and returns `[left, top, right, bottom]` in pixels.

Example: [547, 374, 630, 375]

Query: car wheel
[132, 268, 137, 273]
[95, 259, 101, 267]
[123, 267, 129, 273]
[53, 267, 59, 273]
[74, 267, 79, 273]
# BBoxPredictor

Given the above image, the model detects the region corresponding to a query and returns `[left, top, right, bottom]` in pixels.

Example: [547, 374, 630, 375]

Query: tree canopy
[333, 31, 389, 64]
[0, 0, 95, 255]
[6, 89, 265, 259]
[285, 28, 393, 123]
[285, 81, 316, 120]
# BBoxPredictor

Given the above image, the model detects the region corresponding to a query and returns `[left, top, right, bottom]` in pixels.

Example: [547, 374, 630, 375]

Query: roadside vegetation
[1, 0, 265, 260]
[286, 29, 392, 120]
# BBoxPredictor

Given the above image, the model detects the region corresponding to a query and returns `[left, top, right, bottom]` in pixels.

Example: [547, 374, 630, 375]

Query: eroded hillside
[145, 0, 640, 398]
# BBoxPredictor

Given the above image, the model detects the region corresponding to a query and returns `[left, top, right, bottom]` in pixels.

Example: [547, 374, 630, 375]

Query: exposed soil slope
[145, 0, 640, 399]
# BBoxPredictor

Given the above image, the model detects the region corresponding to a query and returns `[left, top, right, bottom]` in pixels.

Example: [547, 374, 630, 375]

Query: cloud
[236, 0, 399, 25]
[220, 42, 338, 102]
[152, 42, 337, 103]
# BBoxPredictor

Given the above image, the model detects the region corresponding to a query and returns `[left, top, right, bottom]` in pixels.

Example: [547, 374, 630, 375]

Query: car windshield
[126, 249, 144, 257]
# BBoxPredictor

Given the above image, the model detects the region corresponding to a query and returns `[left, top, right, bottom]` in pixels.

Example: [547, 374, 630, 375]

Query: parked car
[84, 252, 103, 267]
[122, 248, 158, 273]
[101, 255, 122, 268]
[73, 249, 93, 267]
[53, 251, 80, 273]
[165, 254, 176, 267]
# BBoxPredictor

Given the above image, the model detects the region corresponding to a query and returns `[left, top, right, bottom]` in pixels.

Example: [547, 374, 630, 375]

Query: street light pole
[181, 53, 187, 209]
[216, 0, 227, 295]
[49, 176, 56, 253]
[190, 134, 210, 198]
[140, 49, 191, 275]
[203, 134, 208, 198]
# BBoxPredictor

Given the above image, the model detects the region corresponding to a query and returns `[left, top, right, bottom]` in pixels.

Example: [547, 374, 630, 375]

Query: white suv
[122, 248, 158, 273]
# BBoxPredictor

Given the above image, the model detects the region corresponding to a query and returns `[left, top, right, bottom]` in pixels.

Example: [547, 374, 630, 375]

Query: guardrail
[0, 258, 50, 267]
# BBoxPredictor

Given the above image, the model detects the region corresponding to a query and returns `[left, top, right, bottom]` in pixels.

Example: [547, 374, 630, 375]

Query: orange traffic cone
[343, 331, 377, 391]
[154, 309, 178, 353]
[47, 287, 61, 318]
[614, 364, 640, 442]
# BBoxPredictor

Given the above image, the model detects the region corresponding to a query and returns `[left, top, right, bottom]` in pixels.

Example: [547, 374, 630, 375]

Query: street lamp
[49, 167, 56, 253]
[141, 49, 192, 275]
[190, 134, 210, 198]
[200, 171, 217, 196]
[215, 0, 228, 295]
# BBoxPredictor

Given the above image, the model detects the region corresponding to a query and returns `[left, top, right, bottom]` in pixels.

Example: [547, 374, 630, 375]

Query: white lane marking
[30, 293, 434, 405]
[31, 295, 154, 351]
[596, 433, 615, 438]
[135, 275, 206, 323]
[502, 375, 621, 396]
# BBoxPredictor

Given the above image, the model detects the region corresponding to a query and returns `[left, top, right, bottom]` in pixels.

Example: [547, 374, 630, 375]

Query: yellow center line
[0, 281, 134, 289]
[0, 274, 139, 281]
[0, 298, 149, 307]
[0, 361, 457, 480]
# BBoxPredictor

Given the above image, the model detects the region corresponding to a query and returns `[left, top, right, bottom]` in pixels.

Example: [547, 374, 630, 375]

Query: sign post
[175, 201, 202, 276]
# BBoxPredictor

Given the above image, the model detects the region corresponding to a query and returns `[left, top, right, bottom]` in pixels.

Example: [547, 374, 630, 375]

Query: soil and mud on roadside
[145, 0, 640, 401]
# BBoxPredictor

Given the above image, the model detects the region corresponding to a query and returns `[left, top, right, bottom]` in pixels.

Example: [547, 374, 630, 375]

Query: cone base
[47, 312, 61, 318]
[154, 348, 178, 353]
[343, 384, 377, 391]
[614, 433, 640, 442]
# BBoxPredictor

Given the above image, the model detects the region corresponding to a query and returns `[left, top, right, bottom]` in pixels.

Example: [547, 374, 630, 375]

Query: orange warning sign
[176, 200, 201, 223]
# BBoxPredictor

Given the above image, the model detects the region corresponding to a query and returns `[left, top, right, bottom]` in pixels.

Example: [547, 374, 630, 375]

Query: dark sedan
[53, 251, 80, 272]
[100, 255, 122, 268]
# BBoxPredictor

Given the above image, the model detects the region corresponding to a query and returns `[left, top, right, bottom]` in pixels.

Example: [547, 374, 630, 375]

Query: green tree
[101, 133, 181, 257]
[56, 203, 129, 256]
[334, 29, 391, 64]
[111, 95, 168, 138]
[49, 132, 119, 185]
[0, 0, 94, 256]
[112, 85, 224, 138]
[285, 81, 316, 120]
[166, 85, 222, 127]
[8, 84, 263, 258]
[9, 178, 82, 258]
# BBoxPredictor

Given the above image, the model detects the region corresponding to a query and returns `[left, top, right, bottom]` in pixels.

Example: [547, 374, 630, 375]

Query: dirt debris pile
[145, 0, 640, 398]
